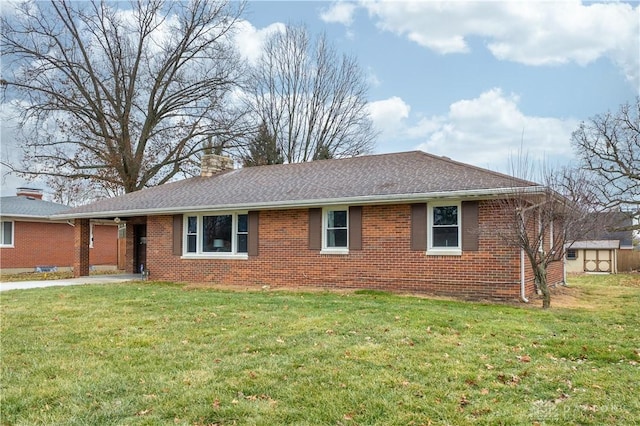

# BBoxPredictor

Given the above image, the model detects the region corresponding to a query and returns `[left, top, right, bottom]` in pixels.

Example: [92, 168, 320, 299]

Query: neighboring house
[566, 211, 637, 274]
[0, 188, 119, 274]
[53, 151, 565, 301]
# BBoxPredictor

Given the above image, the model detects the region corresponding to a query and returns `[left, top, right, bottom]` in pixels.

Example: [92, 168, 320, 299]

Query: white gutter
[520, 248, 529, 303]
[51, 185, 547, 220]
[563, 249, 567, 285]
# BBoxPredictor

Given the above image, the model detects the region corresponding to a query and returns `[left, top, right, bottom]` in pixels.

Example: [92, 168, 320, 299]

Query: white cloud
[233, 20, 286, 64]
[367, 96, 411, 136]
[366, 67, 382, 88]
[411, 89, 579, 171]
[358, 1, 640, 86]
[320, 2, 357, 26]
[368, 90, 579, 172]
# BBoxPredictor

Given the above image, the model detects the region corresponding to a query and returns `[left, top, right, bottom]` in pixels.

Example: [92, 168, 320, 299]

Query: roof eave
[0, 213, 69, 220]
[51, 185, 547, 220]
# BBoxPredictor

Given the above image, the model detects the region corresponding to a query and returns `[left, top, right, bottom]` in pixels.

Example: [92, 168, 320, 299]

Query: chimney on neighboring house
[200, 154, 234, 177]
[16, 187, 43, 200]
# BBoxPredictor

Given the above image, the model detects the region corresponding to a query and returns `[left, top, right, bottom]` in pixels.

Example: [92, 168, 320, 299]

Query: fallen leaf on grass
[459, 395, 470, 408]
[497, 374, 520, 386]
[554, 392, 570, 404]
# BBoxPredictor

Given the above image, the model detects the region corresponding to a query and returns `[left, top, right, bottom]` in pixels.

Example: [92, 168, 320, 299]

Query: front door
[134, 225, 147, 273]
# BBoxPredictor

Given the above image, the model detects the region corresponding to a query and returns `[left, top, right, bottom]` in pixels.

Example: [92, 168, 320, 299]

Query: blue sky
[241, 1, 638, 171]
[1, 0, 638, 196]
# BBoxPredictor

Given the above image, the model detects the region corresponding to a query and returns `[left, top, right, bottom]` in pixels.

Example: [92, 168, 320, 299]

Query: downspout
[520, 248, 529, 303]
[516, 206, 530, 303]
[563, 249, 567, 285]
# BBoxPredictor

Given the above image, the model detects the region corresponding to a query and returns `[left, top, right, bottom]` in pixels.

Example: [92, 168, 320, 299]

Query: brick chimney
[16, 187, 43, 200]
[201, 154, 234, 177]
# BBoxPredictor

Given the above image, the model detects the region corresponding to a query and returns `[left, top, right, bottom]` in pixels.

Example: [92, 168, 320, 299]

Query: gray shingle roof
[0, 196, 70, 218]
[567, 240, 621, 250]
[53, 151, 542, 219]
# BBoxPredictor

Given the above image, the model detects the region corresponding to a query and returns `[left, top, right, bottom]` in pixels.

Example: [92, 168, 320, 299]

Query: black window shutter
[308, 208, 322, 250]
[411, 203, 427, 251]
[461, 201, 479, 251]
[248, 211, 259, 256]
[349, 206, 362, 250]
[172, 214, 183, 256]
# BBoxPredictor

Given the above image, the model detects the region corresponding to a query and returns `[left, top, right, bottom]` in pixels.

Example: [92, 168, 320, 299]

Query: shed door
[584, 249, 611, 273]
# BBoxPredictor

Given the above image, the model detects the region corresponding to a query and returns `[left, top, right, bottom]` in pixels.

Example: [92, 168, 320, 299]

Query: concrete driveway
[0, 274, 141, 291]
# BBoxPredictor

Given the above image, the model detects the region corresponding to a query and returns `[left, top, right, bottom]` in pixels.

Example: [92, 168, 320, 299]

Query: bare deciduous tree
[571, 97, 639, 230]
[1, 0, 248, 199]
[245, 25, 376, 163]
[490, 160, 608, 309]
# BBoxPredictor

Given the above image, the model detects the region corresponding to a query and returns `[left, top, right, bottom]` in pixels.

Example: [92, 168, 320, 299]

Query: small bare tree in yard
[1, 0, 247, 200]
[572, 97, 639, 230]
[245, 25, 376, 163]
[491, 161, 604, 309]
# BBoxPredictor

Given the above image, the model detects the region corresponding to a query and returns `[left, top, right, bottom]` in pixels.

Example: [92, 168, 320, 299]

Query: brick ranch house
[0, 188, 118, 274]
[53, 151, 564, 301]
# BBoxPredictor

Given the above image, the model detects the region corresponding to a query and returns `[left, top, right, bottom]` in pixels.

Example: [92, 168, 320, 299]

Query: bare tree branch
[244, 25, 377, 163]
[571, 97, 640, 229]
[488, 155, 612, 309]
[1, 0, 249, 199]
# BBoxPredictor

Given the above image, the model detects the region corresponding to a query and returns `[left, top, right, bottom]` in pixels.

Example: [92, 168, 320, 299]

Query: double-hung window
[184, 213, 248, 257]
[1, 221, 14, 247]
[323, 207, 348, 253]
[428, 202, 461, 255]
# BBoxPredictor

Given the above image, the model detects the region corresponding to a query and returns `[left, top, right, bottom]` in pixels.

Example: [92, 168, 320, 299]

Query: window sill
[320, 248, 349, 255]
[181, 253, 249, 260]
[426, 248, 462, 256]
[0, 245, 14, 248]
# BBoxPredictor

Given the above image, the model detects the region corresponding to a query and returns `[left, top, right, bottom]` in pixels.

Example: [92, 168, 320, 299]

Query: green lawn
[1, 275, 639, 425]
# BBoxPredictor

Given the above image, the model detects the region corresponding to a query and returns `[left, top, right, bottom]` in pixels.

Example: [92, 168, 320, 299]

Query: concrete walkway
[0, 274, 141, 291]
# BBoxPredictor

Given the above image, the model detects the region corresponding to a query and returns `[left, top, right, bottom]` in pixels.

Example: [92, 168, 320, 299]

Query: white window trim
[89, 223, 94, 249]
[321, 206, 349, 255]
[427, 201, 462, 256]
[181, 211, 249, 259]
[1, 220, 14, 248]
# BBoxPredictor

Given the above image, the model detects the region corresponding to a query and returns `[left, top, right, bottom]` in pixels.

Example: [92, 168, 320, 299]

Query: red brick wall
[142, 201, 556, 301]
[0, 220, 118, 270]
